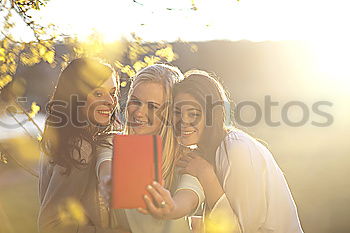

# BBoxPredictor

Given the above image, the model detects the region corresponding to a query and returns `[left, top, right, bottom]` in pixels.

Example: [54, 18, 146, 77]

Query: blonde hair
[124, 64, 184, 189]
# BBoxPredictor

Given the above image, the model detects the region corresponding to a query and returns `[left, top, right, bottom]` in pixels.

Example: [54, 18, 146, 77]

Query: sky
[2, 0, 350, 82]
[32, 0, 350, 79]
[8, 0, 349, 43]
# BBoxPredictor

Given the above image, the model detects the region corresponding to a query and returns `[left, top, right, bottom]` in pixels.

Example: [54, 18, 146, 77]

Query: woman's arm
[95, 136, 113, 204]
[177, 154, 224, 210]
[38, 157, 127, 233]
[213, 139, 267, 233]
[176, 147, 244, 233]
[137, 181, 199, 220]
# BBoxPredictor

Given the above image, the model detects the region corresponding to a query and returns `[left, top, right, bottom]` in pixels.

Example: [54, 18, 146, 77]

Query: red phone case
[111, 135, 163, 209]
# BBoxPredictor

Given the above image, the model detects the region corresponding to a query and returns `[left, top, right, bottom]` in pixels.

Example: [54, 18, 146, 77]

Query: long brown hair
[173, 70, 234, 165]
[41, 58, 118, 173]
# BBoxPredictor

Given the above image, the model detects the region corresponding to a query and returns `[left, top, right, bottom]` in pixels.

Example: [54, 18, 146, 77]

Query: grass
[0, 167, 39, 233]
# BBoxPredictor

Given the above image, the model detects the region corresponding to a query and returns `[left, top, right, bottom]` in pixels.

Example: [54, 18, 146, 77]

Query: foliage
[0, 0, 57, 90]
[0, 0, 182, 176]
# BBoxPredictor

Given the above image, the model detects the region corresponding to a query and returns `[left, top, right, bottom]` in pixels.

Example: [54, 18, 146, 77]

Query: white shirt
[209, 130, 304, 233]
[124, 173, 205, 233]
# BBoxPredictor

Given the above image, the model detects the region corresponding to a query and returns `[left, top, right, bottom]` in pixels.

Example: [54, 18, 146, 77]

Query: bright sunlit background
[8, 0, 350, 41]
[8, 0, 350, 88]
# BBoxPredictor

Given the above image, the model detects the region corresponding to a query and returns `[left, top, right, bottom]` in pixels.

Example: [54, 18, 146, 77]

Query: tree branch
[0, 143, 39, 178]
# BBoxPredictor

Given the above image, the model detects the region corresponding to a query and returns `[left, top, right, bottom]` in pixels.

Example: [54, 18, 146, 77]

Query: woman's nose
[181, 112, 191, 124]
[102, 92, 114, 106]
[134, 103, 147, 118]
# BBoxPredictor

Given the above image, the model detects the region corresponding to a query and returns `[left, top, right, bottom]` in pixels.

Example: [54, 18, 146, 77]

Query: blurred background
[1, 0, 350, 233]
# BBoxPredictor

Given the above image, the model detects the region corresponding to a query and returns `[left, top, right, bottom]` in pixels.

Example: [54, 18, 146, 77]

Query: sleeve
[209, 139, 267, 233]
[174, 174, 205, 216]
[95, 135, 113, 181]
[38, 157, 117, 233]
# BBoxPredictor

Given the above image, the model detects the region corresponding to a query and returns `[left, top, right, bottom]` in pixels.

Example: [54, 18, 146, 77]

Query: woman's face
[174, 93, 205, 146]
[83, 75, 118, 126]
[127, 81, 165, 135]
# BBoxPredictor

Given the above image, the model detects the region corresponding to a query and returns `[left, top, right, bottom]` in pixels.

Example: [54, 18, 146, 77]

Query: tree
[0, 0, 182, 172]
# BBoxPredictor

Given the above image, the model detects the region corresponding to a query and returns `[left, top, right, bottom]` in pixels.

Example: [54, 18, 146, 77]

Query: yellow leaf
[114, 60, 123, 69]
[38, 44, 47, 56]
[120, 65, 136, 77]
[0, 153, 8, 164]
[20, 54, 29, 65]
[28, 102, 40, 118]
[7, 52, 16, 64]
[0, 48, 5, 56]
[133, 61, 147, 72]
[9, 63, 16, 74]
[0, 64, 7, 73]
[20, 52, 40, 66]
[0, 75, 13, 89]
[30, 46, 39, 56]
[144, 56, 161, 66]
[155, 46, 176, 62]
[43, 50, 55, 64]
[3, 38, 9, 49]
[37, 135, 43, 142]
[120, 80, 128, 88]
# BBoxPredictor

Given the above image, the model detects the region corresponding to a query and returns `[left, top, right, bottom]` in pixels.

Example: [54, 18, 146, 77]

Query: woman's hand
[177, 151, 225, 211]
[176, 152, 213, 179]
[137, 181, 177, 220]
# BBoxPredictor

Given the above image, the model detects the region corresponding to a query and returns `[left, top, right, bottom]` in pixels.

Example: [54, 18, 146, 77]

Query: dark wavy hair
[41, 58, 118, 173]
[173, 69, 235, 165]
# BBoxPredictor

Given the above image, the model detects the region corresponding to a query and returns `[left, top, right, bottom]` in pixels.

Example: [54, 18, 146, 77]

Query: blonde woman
[97, 64, 205, 233]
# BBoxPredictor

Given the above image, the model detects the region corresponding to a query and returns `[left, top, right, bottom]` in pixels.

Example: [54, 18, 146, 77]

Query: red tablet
[111, 135, 163, 209]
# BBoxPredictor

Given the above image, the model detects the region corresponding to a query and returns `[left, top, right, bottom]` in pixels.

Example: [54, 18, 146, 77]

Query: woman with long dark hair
[38, 58, 125, 233]
[174, 70, 304, 233]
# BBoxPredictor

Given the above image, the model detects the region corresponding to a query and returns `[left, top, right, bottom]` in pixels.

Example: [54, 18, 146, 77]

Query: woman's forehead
[174, 93, 202, 110]
[132, 82, 165, 103]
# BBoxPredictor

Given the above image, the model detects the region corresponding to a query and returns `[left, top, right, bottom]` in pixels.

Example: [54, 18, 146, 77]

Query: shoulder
[224, 129, 256, 144]
[221, 129, 256, 154]
[222, 129, 271, 154]
[217, 129, 267, 169]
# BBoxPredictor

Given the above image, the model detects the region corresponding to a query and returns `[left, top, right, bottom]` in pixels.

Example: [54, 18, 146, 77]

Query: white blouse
[209, 130, 304, 233]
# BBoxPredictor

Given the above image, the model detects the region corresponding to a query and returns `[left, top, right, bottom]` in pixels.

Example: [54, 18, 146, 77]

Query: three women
[39, 58, 303, 233]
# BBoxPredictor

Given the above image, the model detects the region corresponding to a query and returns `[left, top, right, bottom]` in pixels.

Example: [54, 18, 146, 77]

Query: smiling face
[84, 75, 118, 126]
[174, 92, 205, 146]
[127, 81, 165, 135]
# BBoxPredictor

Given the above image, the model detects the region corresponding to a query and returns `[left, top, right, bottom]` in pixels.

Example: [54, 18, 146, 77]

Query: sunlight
[6, 0, 350, 85]
[2, 0, 348, 44]
[310, 39, 350, 81]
